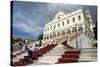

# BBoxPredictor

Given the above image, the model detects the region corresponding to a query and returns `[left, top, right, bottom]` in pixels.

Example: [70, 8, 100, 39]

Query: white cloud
[46, 3, 82, 14]
[13, 22, 33, 33]
[13, 8, 45, 40]
[13, 20, 43, 37]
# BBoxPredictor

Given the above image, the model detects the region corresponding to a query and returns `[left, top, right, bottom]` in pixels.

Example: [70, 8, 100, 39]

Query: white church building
[43, 9, 95, 48]
[12, 9, 97, 66]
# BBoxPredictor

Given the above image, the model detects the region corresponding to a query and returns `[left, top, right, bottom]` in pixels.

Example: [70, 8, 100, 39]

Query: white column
[82, 24, 86, 33]
[65, 29, 67, 35]
[70, 27, 72, 33]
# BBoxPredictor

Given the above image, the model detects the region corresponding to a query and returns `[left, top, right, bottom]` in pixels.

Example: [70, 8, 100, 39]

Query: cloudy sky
[12, 1, 97, 40]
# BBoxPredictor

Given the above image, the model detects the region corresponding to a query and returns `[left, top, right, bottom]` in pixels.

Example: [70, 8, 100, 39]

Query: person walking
[18, 40, 23, 50]
[21, 40, 28, 52]
[27, 44, 38, 60]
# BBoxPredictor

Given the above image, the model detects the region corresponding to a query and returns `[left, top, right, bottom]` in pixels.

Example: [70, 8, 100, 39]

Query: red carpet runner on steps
[12, 40, 80, 66]
[56, 50, 80, 63]
[56, 41, 80, 63]
[12, 44, 57, 66]
[61, 41, 74, 49]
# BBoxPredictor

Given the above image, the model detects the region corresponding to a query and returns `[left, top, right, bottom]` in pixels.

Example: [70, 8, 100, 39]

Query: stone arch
[67, 29, 71, 34]
[46, 35, 49, 39]
[57, 32, 60, 36]
[62, 30, 65, 35]
[53, 32, 56, 37]
[50, 34, 52, 38]
[72, 27, 77, 32]
[78, 26, 83, 31]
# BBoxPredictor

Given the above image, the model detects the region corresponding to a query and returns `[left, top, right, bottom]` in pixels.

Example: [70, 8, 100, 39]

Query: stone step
[30, 61, 51, 65]
[50, 50, 66, 52]
[80, 50, 97, 53]
[13, 57, 20, 63]
[16, 52, 28, 59]
[36, 44, 66, 64]
[38, 60, 58, 64]
[43, 52, 64, 56]
[52, 47, 66, 50]
[38, 56, 60, 64]
[80, 53, 97, 55]
[12, 50, 22, 55]
[78, 48, 97, 62]
[78, 58, 97, 62]
[48, 49, 66, 53]
[80, 51, 97, 54]
[43, 47, 65, 56]
[66, 49, 80, 51]
[81, 48, 97, 51]
[79, 55, 97, 59]
[39, 56, 60, 59]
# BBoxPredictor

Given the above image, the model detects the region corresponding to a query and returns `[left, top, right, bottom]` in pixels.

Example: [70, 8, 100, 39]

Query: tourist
[27, 44, 38, 60]
[21, 40, 28, 52]
[18, 40, 23, 49]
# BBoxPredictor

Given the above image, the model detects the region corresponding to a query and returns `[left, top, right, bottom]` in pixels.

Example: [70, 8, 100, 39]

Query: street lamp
[75, 24, 78, 48]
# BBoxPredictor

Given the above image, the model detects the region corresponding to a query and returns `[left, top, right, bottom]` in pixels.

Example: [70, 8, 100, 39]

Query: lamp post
[75, 24, 78, 48]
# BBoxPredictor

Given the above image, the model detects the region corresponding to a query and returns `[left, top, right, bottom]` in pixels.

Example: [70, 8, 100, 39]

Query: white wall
[43, 9, 85, 39]
[70, 33, 92, 48]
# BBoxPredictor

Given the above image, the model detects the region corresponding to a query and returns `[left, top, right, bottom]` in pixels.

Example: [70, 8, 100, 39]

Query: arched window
[50, 34, 52, 38]
[62, 22, 64, 26]
[62, 30, 65, 35]
[48, 27, 49, 31]
[58, 16, 60, 19]
[47, 35, 49, 39]
[53, 32, 56, 37]
[54, 25, 56, 29]
[67, 20, 69, 24]
[67, 29, 71, 34]
[78, 26, 83, 31]
[72, 17, 75, 22]
[57, 32, 60, 36]
[58, 23, 60, 27]
[72, 27, 77, 32]
[51, 26, 52, 30]
[78, 15, 81, 20]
